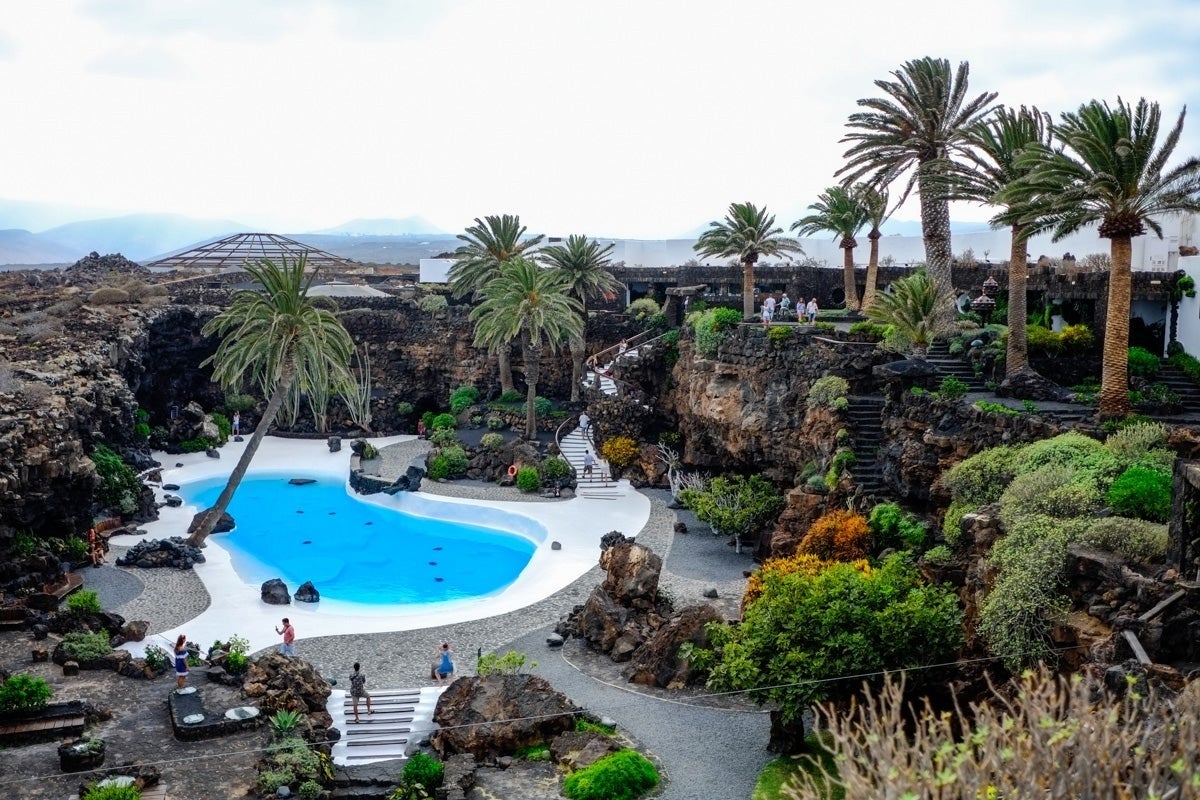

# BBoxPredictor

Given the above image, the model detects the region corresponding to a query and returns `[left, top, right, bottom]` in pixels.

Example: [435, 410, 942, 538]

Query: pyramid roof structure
[146, 232, 359, 272]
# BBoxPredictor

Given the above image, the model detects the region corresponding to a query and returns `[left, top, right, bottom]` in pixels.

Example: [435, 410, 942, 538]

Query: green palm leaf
[694, 202, 803, 318]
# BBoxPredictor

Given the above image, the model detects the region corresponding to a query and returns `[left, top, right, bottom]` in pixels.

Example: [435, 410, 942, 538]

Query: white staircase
[558, 427, 623, 500]
[328, 686, 445, 766]
[582, 344, 648, 397]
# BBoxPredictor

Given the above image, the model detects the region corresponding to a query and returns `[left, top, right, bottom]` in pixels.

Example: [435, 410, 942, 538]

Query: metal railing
[585, 329, 674, 396]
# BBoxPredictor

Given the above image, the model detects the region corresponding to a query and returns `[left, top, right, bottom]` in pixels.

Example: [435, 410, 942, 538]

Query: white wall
[419, 258, 454, 283]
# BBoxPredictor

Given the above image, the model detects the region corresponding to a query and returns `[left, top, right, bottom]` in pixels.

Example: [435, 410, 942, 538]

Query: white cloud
[0, 0, 1196, 237]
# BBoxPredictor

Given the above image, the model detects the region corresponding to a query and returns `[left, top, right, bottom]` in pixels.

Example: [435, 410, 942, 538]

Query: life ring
[507, 464, 518, 478]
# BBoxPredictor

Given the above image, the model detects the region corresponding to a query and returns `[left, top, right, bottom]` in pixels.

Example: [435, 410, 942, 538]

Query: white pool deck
[114, 435, 650, 657]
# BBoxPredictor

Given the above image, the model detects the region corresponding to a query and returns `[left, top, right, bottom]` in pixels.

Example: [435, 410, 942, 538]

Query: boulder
[549, 730, 620, 770]
[327, 436, 341, 453]
[575, 587, 629, 653]
[294, 581, 320, 603]
[242, 652, 332, 715]
[115, 537, 206, 569]
[383, 465, 426, 494]
[996, 368, 1072, 402]
[261, 578, 291, 605]
[431, 674, 579, 760]
[627, 604, 723, 688]
[599, 542, 661, 609]
[163, 494, 183, 508]
[187, 510, 234, 534]
[121, 620, 149, 642]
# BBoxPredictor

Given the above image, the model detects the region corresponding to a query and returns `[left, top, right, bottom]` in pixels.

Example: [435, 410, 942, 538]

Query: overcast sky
[1, 0, 1198, 238]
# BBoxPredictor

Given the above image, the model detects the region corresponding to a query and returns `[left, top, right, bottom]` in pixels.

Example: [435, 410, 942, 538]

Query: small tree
[679, 474, 783, 554]
[865, 271, 956, 359]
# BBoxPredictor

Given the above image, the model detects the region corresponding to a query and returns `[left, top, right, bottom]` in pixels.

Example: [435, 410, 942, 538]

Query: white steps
[329, 687, 446, 766]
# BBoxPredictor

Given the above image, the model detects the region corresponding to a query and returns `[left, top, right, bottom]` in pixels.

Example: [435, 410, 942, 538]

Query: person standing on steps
[349, 662, 374, 722]
[578, 411, 590, 437]
[806, 296, 819, 324]
[582, 450, 595, 478]
[174, 634, 189, 691]
[276, 618, 295, 656]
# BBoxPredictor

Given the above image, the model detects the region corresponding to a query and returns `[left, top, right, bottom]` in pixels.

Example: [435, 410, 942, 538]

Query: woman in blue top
[174, 634, 189, 690]
[434, 642, 455, 685]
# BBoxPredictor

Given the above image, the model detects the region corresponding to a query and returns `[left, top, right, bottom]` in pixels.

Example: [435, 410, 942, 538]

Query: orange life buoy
[507, 464, 518, 478]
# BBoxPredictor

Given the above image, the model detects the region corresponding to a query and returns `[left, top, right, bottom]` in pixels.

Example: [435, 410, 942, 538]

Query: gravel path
[83, 439, 773, 799]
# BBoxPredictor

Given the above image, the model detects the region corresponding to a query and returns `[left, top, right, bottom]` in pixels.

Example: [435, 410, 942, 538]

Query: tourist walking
[762, 294, 776, 325]
[231, 412, 240, 436]
[780, 293, 791, 313]
[275, 618, 296, 656]
[349, 662, 374, 722]
[578, 411, 590, 436]
[582, 450, 595, 478]
[805, 297, 819, 324]
[433, 642, 456, 685]
[174, 634, 189, 691]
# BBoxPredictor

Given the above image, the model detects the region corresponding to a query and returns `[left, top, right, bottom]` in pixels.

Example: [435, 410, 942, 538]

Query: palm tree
[186, 255, 354, 547]
[469, 257, 583, 438]
[864, 271, 956, 359]
[860, 185, 893, 310]
[792, 186, 870, 311]
[944, 105, 1053, 378]
[693, 202, 803, 319]
[540, 234, 623, 401]
[839, 57, 998, 303]
[449, 214, 544, 394]
[1003, 98, 1200, 417]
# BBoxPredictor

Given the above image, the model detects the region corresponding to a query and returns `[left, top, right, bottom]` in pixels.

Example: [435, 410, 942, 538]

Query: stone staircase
[926, 340, 987, 391]
[328, 687, 444, 769]
[557, 426, 623, 500]
[1156, 359, 1200, 416]
[847, 396, 886, 495]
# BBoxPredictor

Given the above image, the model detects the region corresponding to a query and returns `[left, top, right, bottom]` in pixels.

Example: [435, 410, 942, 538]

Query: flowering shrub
[600, 436, 639, 469]
[798, 510, 871, 561]
[743, 553, 871, 609]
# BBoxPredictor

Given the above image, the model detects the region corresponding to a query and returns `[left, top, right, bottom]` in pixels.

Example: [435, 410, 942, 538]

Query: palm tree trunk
[863, 232, 881, 310]
[498, 346, 515, 394]
[1005, 224, 1029, 376]
[186, 363, 295, 547]
[742, 257, 756, 319]
[1098, 236, 1134, 418]
[918, 174, 955, 312]
[842, 245, 860, 311]
[569, 333, 585, 403]
[523, 338, 541, 439]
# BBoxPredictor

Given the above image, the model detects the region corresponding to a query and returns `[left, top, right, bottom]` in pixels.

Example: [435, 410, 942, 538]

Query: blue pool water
[182, 474, 536, 605]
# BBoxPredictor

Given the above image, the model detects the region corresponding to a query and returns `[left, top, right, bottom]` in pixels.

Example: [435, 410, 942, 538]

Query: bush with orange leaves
[743, 552, 871, 611]
[797, 510, 871, 561]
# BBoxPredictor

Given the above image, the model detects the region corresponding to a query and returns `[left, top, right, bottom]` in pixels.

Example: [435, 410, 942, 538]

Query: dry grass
[789, 669, 1200, 800]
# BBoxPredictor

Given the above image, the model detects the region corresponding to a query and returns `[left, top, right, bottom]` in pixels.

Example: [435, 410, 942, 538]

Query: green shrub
[179, 437, 215, 453]
[67, 589, 102, 615]
[942, 497, 975, 546]
[1105, 421, 1168, 463]
[428, 427, 458, 447]
[421, 410, 436, 430]
[848, 321, 887, 341]
[563, 749, 659, 800]
[575, 717, 616, 736]
[60, 630, 113, 662]
[480, 432, 504, 450]
[943, 445, 1019, 505]
[515, 466, 540, 492]
[225, 393, 256, 412]
[1128, 346, 1160, 377]
[402, 752, 445, 793]
[527, 395, 552, 417]
[0, 673, 52, 714]
[297, 780, 323, 800]
[82, 783, 141, 800]
[90, 444, 142, 514]
[807, 375, 850, 410]
[1025, 324, 1061, 355]
[418, 294, 448, 315]
[476, 650, 535, 676]
[626, 297, 660, 322]
[430, 412, 456, 430]
[999, 465, 1100, 524]
[429, 445, 468, 481]
[868, 502, 927, 550]
[1059, 323, 1094, 350]
[256, 770, 295, 794]
[225, 651, 249, 674]
[974, 400, 1020, 416]
[143, 644, 169, 672]
[1014, 432, 1111, 478]
[767, 325, 792, 345]
[1106, 466, 1172, 522]
[449, 386, 479, 415]
[206, 412, 230, 443]
[515, 743, 551, 761]
[938, 375, 969, 399]
[486, 415, 506, 430]
[824, 449, 856, 490]
[497, 389, 523, 404]
[268, 710, 302, 740]
[66, 535, 89, 563]
[88, 286, 130, 305]
[395, 401, 415, 418]
[1080, 516, 1169, 562]
[542, 456, 571, 480]
[923, 544, 954, 566]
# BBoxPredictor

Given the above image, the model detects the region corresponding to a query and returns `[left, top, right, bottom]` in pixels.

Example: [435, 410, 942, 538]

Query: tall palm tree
[792, 186, 870, 311]
[942, 105, 1053, 377]
[186, 255, 354, 547]
[860, 185, 893, 310]
[693, 202, 803, 319]
[540, 234, 622, 402]
[1003, 98, 1200, 417]
[839, 57, 998, 303]
[864, 271, 956, 359]
[449, 214, 544, 394]
[469, 257, 583, 438]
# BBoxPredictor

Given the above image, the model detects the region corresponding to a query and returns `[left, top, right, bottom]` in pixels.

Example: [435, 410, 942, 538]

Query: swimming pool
[182, 474, 537, 605]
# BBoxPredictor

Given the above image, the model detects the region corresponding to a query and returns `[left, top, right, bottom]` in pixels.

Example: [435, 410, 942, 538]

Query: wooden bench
[45, 571, 84, 600]
[0, 607, 26, 630]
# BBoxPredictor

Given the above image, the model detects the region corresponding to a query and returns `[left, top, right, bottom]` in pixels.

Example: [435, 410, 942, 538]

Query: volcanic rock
[431, 674, 579, 760]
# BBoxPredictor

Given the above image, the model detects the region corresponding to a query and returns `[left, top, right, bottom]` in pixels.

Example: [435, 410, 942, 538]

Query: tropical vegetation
[864, 271, 955, 358]
[694, 202, 803, 319]
[792, 185, 869, 311]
